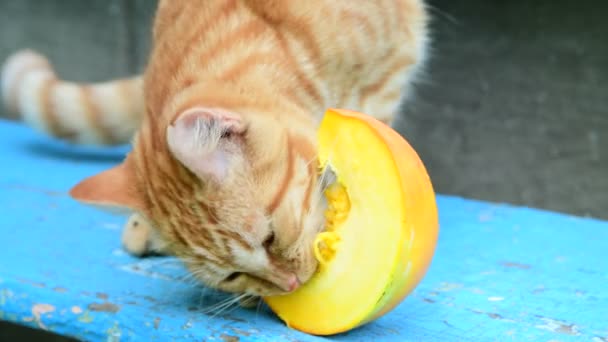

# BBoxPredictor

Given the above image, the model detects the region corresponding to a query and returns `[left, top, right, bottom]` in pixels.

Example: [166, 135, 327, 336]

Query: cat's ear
[166, 107, 246, 181]
[69, 155, 143, 214]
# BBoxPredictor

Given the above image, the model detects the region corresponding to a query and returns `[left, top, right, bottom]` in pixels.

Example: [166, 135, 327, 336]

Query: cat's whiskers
[199, 297, 235, 314]
[200, 293, 250, 317]
[177, 269, 203, 286]
[254, 295, 265, 320]
[426, 4, 460, 25]
[148, 257, 181, 266]
[216, 296, 250, 317]
[185, 267, 215, 286]
[172, 256, 216, 288]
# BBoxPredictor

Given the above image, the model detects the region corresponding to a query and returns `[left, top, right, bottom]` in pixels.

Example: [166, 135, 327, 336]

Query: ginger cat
[1, 0, 429, 298]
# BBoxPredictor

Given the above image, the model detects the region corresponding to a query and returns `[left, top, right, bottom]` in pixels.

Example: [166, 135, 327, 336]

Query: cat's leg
[122, 213, 169, 257]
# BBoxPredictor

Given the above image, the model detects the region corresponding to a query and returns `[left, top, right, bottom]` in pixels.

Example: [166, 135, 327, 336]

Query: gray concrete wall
[398, 0, 608, 219]
[0, 1, 133, 80]
[1, 0, 606, 219]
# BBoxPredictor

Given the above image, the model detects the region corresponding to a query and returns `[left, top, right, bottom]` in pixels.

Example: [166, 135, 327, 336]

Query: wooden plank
[0, 118, 606, 341]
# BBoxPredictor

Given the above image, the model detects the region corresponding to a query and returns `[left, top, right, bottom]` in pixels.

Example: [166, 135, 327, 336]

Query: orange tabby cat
[1, 0, 429, 297]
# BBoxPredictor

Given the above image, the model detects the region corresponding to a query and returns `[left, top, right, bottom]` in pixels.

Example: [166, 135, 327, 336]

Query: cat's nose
[287, 274, 300, 292]
[273, 273, 300, 292]
[263, 271, 300, 292]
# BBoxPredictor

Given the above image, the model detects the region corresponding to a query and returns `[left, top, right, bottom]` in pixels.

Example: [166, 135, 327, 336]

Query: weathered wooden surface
[0, 118, 606, 341]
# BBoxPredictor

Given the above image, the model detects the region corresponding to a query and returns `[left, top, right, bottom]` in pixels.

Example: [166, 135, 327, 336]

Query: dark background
[397, 0, 607, 221]
[0, 0, 606, 339]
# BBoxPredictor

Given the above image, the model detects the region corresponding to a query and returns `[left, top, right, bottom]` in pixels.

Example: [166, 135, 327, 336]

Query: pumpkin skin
[263, 108, 439, 336]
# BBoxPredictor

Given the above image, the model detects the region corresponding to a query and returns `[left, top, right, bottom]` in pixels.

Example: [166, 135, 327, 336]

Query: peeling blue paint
[0, 119, 607, 341]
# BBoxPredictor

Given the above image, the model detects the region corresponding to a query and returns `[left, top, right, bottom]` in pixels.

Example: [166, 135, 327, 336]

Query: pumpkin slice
[264, 108, 439, 336]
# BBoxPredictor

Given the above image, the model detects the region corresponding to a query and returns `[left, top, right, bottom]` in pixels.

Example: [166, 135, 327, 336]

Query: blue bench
[0, 118, 606, 341]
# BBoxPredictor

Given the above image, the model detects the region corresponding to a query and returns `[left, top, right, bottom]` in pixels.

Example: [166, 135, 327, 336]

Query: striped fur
[3, 0, 429, 298]
[1, 50, 143, 145]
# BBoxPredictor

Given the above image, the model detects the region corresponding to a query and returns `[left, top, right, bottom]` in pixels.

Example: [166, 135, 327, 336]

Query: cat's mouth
[253, 268, 300, 293]
[221, 268, 301, 296]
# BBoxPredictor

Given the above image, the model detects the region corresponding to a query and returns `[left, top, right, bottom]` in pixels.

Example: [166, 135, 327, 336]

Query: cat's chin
[243, 284, 296, 298]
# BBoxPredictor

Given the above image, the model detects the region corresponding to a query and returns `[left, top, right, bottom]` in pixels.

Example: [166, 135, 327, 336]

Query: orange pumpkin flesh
[264, 108, 439, 336]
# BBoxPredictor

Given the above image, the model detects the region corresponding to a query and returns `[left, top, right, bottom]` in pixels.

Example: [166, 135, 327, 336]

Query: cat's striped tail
[1, 49, 144, 145]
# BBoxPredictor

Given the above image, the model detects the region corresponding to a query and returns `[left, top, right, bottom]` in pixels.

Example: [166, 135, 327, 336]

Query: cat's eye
[263, 231, 275, 249]
[220, 130, 232, 139]
[224, 272, 242, 282]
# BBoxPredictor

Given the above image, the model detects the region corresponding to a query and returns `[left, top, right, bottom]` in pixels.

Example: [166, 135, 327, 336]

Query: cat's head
[70, 106, 328, 296]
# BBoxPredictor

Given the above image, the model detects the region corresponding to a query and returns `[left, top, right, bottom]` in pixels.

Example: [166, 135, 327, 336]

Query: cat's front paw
[121, 213, 167, 257]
